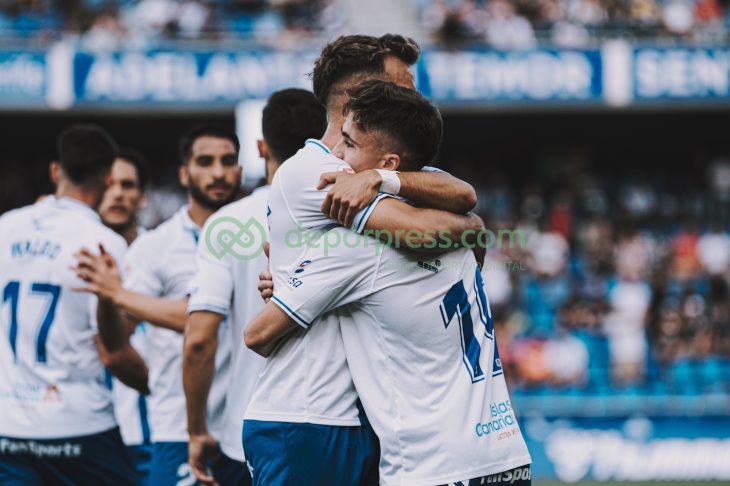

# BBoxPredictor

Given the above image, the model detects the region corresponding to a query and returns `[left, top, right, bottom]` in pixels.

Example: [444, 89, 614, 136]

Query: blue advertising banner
[419, 49, 603, 104]
[69, 48, 604, 106]
[9, 44, 730, 109]
[634, 47, 730, 101]
[522, 416, 730, 482]
[72, 50, 318, 105]
[0, 51, 46, 105]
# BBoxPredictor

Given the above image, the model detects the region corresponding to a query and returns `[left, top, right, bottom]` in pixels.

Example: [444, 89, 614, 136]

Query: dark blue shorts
[151, 441, 250, 486]
[0, 427, 138, 486]
[127, 444, 152, 486]
[242, 420, 379, 486]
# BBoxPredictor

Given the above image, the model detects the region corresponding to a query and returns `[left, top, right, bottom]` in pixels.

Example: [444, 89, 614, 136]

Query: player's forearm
[96, 297, 131, 352]
[396, 171, 477, 214]
[101, 343, 150, 395]
[114, 289, 187, 332]
[364, 200, 485, 253]
[245, 303, 300, 357]
[183, 324, 217, 435]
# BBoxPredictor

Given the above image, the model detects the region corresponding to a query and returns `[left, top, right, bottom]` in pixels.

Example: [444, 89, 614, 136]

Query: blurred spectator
[485, 0, 536, 49]
[544, 327, 589, 386]
[418, 0, 730, 47]
[0, 0, 330, 46]
[663, 0, 695, 35]
[697, 226, 730, 276]
[605, 279, 651, 385]
[528, 227, 569, 277]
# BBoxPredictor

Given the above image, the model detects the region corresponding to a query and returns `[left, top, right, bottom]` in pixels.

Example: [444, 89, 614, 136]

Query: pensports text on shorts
[0, 438, 82, 458]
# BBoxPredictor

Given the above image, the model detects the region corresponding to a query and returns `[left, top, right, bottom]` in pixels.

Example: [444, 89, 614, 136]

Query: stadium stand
[3, 0, 730, 48]
[467, 156, 730, 417]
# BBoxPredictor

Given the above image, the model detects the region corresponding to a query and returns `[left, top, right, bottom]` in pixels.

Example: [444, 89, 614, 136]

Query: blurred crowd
[420, 0, 730, 48]
[5, 0, 730, 49]
[0, 0, 343, 48]
[469, 157, 730, 398]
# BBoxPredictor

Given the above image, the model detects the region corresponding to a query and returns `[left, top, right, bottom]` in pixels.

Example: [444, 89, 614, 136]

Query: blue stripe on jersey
[271, 295, 310, 329]
[305, 139, 330, 154]
[354, 194, 387, 233]
[104, 369, 113, 390]
[138, 394, 151, 444]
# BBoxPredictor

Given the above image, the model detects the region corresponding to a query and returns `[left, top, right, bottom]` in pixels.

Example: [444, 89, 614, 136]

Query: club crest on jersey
[294, 260, 312, 274]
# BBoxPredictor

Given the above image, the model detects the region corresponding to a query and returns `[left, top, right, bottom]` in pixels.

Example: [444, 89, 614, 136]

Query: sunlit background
[1, 1, 729, 483]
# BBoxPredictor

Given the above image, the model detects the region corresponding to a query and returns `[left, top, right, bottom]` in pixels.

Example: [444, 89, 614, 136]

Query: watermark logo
[205, 216, 267, 260]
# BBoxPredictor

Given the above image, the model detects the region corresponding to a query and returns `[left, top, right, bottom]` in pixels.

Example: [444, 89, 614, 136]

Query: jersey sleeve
[187, 229, 234, 317]
[122, 234, 162, 297]
[271, 227, 380, 329]
[348, 166, 448, 233]
[349, 193, 408, 234]
[277, 153, 351, 231]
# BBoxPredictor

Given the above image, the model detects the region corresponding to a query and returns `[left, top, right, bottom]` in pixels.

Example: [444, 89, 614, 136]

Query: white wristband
[376, 169, 401, 195]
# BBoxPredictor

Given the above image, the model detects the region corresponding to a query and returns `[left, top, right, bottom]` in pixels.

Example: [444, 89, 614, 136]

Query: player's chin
[207, 188, 236, 203]
[101, 212, 131, 227]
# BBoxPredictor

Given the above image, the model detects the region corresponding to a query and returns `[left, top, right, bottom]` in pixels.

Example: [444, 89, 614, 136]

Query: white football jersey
[111, 323, 151, 446]
[187, 186, 269, 461]
[0, 196, 127, 439]
[244, 139, 379, 427]
[272, 227, 532, 485]
[124, 206, 230, 443]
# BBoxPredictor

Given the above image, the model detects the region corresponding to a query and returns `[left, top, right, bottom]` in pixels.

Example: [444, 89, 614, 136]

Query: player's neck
[187, 200, 213, 229]
[54, 183, 98, 210]
[320, 112, 345, 150]
[120, 223, 139, 246]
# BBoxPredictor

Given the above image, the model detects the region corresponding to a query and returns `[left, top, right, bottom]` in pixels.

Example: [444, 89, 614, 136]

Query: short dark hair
[117, 147, 149, 189]
[312, 34, 420, 108]
[179, 123, 240, 164]
[262, 89, 327, 163]
[57, 124, 117, 187]
[344, 80, 443, 171]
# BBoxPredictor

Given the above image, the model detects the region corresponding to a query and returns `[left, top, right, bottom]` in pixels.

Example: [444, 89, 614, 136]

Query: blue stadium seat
[669, 359, 699, 395]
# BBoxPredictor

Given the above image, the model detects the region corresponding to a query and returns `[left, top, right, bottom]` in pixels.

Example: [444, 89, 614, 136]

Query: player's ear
[381, 153, 400, 172]
[49, 161, 60, 187]
[179, 164, 189, 189]
[257, 139, 270, 160]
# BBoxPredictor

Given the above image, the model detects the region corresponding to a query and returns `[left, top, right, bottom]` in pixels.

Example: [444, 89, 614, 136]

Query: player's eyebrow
[341, 129, 358, 147]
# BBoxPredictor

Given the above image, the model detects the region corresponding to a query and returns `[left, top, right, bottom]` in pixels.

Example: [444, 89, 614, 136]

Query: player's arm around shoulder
[362, 197, 486, 257]
[396, 168, 477, 213]
[318, 167, 477, 228]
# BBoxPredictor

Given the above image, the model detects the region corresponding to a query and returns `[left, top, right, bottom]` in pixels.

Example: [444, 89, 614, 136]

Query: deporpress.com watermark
[204, 216, 527, 261]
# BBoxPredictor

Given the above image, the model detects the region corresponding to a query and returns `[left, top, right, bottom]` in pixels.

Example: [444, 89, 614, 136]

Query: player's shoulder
[90, 220, 127, 252]
[0, 203, 34, 226]
[209, 187, 270, 221]
[275, 140, 347, 181]
[127, 215, 176, 258]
